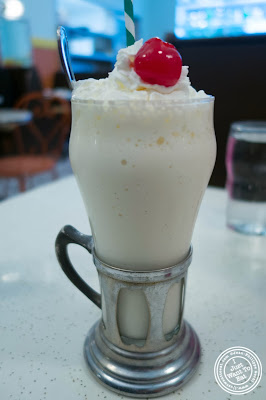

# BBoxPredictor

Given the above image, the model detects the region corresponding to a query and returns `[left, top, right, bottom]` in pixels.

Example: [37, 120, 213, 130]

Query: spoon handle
[57, 26, 76, 90]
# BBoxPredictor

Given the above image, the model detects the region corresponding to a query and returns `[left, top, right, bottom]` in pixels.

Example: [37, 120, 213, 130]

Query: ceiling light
[3, 0, 25, 20]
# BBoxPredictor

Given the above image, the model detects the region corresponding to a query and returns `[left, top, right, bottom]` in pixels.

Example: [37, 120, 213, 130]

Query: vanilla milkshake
[69, 39, 216, 339]
[70, 39, 216, 269]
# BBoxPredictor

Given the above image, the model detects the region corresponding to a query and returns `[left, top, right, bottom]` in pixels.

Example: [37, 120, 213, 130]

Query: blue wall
[22, 0, 176, 42]
[85, 0, 176, 41]
[23, 0, 57, 41]
[134, 0, 176, 41]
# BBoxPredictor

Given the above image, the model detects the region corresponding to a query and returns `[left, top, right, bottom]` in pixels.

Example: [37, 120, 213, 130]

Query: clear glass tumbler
[225, 121, 266, 235]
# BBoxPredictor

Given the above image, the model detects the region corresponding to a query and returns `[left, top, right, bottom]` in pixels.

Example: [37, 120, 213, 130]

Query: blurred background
[0, 0, 266, 199]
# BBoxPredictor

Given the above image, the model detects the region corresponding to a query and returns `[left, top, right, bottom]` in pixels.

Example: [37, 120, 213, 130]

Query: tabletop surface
[0, 176, 265, 400]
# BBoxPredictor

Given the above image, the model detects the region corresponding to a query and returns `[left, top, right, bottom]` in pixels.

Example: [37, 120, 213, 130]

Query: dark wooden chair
[0, 92, 71, 195]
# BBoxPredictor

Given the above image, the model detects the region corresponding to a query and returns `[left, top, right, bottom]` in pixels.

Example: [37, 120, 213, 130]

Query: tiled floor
[0, 157, 73, 201]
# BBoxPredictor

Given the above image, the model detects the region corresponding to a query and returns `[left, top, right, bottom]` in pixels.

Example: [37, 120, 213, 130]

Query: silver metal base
[84, 319, 200, 398]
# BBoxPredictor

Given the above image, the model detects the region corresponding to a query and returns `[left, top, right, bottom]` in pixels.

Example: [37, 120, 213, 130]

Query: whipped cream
[72, 39, 207, 101]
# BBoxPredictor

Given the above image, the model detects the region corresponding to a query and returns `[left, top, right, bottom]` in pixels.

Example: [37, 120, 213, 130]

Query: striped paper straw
[124, 0, 135, 46]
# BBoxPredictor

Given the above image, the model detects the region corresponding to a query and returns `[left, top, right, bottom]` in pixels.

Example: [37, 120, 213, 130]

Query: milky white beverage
[69, 40, 216, 339]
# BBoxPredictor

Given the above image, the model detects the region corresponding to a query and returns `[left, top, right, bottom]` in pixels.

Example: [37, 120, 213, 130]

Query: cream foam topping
[72, 39, 207, 101]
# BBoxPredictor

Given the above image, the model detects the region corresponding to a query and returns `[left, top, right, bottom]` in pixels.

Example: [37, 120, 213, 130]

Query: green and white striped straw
[124, 0, 135, 46]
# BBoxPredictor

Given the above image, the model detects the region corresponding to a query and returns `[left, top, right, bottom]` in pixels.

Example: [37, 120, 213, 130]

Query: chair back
[13, 91, 71, 158]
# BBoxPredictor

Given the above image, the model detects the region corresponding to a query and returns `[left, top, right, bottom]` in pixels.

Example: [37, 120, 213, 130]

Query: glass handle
[55, 225, 101, 309]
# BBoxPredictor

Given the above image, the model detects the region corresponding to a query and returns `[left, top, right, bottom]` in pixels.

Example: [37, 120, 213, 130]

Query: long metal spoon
[57, 26, 76, 90]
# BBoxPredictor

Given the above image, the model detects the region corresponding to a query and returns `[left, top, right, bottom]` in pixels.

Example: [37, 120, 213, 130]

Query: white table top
[0, 109, 32, 126]
[43, 88, 72, 101]
[0, 176, 265, 400]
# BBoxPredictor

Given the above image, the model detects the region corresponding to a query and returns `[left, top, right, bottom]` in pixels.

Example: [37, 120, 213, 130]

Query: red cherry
[133, 38, 182, 87]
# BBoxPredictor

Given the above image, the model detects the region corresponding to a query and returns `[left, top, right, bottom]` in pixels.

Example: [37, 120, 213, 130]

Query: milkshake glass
[55, 37, 217, 395]
[70, 98, 215, 269]
[69, 97, 216, 339]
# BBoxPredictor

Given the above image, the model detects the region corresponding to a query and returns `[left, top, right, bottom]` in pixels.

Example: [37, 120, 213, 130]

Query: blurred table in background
[0, 109, 32, 128]
[43, 88, 72, 102]
[0, 109, 33, 156]
[0, 93, 71, 196]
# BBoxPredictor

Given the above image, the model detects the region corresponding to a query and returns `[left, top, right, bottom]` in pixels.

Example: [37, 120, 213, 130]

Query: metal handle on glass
[55, 225, 101, 309]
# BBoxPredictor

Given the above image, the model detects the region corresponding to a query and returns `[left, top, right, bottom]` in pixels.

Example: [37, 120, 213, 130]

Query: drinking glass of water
[225, 121, 266, 235]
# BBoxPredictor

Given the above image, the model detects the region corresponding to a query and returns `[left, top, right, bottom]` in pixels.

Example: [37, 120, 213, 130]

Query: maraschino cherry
[133, 38, 182, 87]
